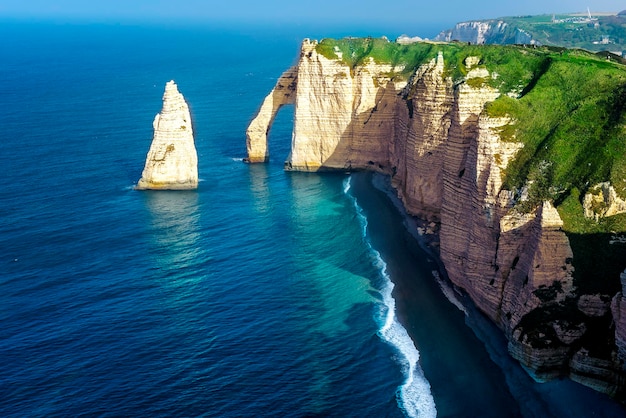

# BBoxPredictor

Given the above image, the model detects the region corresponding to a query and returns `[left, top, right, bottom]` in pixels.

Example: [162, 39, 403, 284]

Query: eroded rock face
[137, 81, 198, 190]
[247, 40, 626, 397]
[583, 182, 626, 220]
[569, 349, 626, 396]
[390, 52, 452, 221]
[579, 294, 611, 317]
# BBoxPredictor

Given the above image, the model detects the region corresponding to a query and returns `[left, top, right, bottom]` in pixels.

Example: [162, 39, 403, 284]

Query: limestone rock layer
[137, 80, 198, 190]
[247, 39, 626, 398]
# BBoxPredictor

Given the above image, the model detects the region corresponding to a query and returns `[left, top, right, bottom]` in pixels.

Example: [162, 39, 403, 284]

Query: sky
[1, 1, 624, 31]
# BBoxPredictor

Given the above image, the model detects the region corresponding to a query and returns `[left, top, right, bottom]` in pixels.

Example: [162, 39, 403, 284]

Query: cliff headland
[435, 12, 626, 58]
[246, 36, 626, 398]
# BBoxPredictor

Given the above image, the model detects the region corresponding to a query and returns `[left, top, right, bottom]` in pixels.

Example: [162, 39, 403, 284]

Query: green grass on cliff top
[483, 49, 626, 219]
[317, 38, 626, 233]
[316, 37, 435, 74]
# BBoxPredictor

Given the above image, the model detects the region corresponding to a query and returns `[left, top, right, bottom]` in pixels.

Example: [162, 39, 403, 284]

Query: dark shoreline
[352, 171, 626, 417]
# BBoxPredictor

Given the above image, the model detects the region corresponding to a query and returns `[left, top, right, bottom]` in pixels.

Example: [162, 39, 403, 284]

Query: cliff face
[435, 21, 533, 45]
[246, 39, 626, 398]
[137, 80, 198, 190]
[389, 52, 452, 220]
[434, 13, 626, 54]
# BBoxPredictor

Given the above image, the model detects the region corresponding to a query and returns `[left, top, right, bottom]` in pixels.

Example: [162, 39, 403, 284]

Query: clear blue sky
[1, 1, 624, 28]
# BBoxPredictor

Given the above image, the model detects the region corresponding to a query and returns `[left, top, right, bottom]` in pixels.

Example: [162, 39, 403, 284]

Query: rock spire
[136, 80, 198, 190]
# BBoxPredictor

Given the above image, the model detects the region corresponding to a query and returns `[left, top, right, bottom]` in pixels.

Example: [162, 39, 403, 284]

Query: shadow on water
[253, 169, 403, 416]
[350, 171, 522, 417]
[141, 190, 203, 281]
[247, 163, 276, 216]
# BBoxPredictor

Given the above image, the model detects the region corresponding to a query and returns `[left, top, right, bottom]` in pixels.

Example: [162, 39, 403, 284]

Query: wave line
[343, 176, 437, 418]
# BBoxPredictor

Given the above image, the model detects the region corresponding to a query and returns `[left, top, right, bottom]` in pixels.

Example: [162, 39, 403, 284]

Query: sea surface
[1, 21, 625, 417]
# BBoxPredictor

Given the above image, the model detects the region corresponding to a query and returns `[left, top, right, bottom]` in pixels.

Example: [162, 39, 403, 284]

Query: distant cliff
[435, 13, 626, 55]
[246, 37, 626, 399]
[435, 20, 532, 45]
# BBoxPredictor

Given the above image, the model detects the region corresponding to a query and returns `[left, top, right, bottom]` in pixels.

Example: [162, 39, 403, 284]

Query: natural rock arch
[245, 66, 298, 163]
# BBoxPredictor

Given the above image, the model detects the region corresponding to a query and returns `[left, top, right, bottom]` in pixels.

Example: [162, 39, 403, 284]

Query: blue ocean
[1, 21, 625, 417]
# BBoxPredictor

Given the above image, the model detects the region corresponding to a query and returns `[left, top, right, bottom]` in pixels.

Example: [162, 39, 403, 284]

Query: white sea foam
[343, 176, 351, 194]
[432, 270, 468, 316]
[343, 176, 437, 418]
[231, 157, 244, 162]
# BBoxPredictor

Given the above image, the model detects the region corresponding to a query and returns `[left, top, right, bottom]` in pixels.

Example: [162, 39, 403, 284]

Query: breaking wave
[343, 176, 437, 418]
[432, 270, 468, 316]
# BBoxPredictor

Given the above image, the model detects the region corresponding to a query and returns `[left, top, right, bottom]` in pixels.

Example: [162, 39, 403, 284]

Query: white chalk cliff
[246, 39, 626, 397]
[435, 20, 534, 45]
[137, 80, 198, 190]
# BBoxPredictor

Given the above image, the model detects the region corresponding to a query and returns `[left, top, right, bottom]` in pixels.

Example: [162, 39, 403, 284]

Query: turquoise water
[1, 21, 625, 417]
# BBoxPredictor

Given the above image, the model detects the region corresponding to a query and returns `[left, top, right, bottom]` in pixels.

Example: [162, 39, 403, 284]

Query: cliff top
[315, 36, 625, 89]
[314, 37, 626, 238]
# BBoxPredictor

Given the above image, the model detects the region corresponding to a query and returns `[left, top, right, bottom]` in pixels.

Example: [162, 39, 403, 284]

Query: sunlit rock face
[287, 39, 403, 171]
[246, 39, 405, 171]
[137, 80, 198, 190]
[583, 182, 626, 220]
[435, 20, 510, 45]
[434, 20, 533, 45]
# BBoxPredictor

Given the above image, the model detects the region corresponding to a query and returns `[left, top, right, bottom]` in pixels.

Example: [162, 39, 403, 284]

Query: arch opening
[267, 104, 294, 166]
[245, 65, 298, 164]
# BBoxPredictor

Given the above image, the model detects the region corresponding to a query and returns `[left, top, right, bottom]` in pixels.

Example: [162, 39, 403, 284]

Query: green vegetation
[317, 38, 626, 224]
[559, 188, 626, 295]
[484, 49, 626, 219]
[439, 44, 548, 92]
[473, 44, 626, 292]
[315, 37, 436, 76]
[316, 37, 548, 92]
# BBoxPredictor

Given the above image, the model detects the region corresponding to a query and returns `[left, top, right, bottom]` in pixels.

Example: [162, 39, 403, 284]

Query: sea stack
[136, 80, 198, 190]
